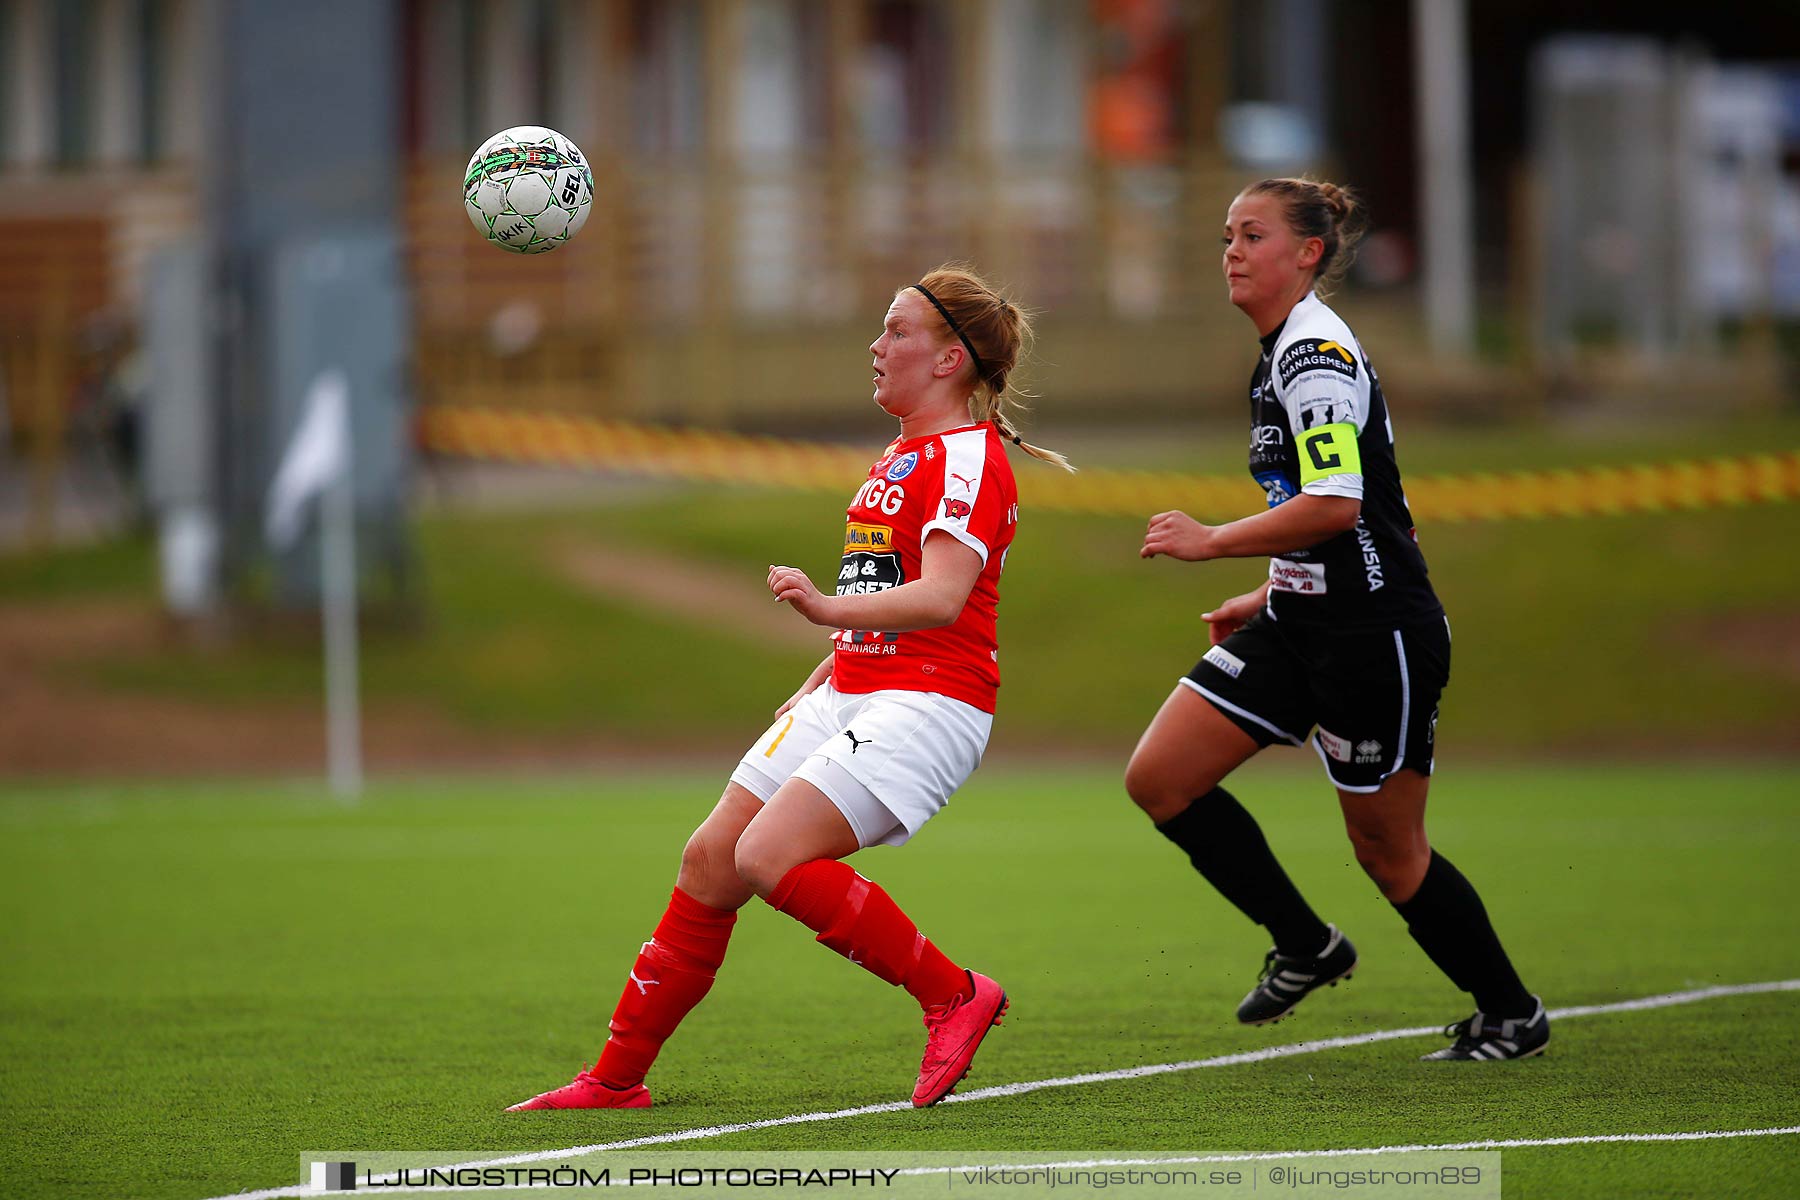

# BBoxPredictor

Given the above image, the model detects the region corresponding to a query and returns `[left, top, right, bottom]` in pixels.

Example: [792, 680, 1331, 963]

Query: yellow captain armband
[1297, 422, 1362, 486]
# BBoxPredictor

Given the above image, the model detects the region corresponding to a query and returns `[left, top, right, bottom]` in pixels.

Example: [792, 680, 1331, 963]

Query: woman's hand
[769, 564, 841, 627]
[1141, 510, 1218, 561]
[774, 682, 813, 718]
[1201, 586, 1268, 645]
[775, 654, 835, 718]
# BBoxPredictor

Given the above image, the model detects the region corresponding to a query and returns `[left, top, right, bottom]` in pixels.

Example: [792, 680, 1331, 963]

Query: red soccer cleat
[505, 1070, 652, 1112]
[911, 971, 1008, 1108]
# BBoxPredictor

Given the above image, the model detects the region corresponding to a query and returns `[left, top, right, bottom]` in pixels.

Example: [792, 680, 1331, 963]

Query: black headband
[909, 283, 987, 381]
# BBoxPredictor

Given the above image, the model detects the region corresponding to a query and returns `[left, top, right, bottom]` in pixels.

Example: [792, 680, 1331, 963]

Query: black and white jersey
[1245, 292, 1441, 630]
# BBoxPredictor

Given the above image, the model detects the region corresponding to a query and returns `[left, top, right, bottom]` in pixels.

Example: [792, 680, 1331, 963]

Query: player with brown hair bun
[1127, 178, 1548, 1062]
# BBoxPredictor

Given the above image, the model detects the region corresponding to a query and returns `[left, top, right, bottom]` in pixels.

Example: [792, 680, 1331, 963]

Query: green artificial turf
[2, 763, 1796, 1199]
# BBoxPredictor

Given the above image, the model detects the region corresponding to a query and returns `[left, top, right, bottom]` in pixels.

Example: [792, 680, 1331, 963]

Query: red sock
[592, 888, 737, 1088]
[767, 859, 970, 1011]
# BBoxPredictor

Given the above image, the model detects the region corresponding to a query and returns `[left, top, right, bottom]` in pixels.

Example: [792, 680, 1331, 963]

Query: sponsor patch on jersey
[1202, 645, 1247, 679]
[835, 628, 898, 646]
[885, 451, 919, 482]
[837, 551, 903, 595]
[1269, 558, 1327, 595]
[851, 476, 907, 516]
[1278, 338, 1359, 388]
[1354, 519, 1385, 592]
[1254, 470, 1296, 508]
[843, 523, 895, 553]
[941, 498, 972, 520]
[1317, 728, 1352, 763]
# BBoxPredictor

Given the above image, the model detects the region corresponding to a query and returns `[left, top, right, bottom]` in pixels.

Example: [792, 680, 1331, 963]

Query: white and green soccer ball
[463, 126, 594, 254]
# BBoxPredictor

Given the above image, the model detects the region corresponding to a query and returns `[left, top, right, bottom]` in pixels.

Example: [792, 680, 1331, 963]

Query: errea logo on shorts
[1355, 740, 1384, 764]
[1202, 645, 1246, 679]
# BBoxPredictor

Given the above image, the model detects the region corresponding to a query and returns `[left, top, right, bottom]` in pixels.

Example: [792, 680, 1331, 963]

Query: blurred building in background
[2, 0, 1798, 579]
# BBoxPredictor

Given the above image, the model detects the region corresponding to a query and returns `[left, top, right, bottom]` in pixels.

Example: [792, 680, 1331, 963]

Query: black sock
[1157, 787, 1331, 957]
[1393, 850, 1534, 1016]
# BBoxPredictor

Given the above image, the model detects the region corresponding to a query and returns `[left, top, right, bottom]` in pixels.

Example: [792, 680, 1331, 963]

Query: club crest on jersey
[885, 451, 919, 482]
[941, 498, 972, 520]
[1278, 338, 1358, 388]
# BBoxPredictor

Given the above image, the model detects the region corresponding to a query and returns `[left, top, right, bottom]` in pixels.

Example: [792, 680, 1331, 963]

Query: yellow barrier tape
[417, 407, 1800, 524]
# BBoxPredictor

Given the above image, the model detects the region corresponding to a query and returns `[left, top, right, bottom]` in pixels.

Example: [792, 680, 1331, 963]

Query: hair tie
[909, 283, 987, 380]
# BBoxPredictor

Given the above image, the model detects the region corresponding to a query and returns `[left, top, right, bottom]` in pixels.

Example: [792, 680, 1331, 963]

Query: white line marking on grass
[201, 978, 1800, 1199]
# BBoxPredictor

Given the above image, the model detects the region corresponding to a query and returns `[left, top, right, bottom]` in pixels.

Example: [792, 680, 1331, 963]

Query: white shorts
[728, 682, 992, 848]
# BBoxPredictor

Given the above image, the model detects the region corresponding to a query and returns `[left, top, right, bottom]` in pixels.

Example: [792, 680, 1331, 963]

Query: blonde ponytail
[976, 395, 1076, 473]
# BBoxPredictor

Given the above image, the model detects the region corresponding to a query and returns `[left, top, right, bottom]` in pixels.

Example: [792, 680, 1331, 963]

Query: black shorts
[1182, 610, 1451, 792]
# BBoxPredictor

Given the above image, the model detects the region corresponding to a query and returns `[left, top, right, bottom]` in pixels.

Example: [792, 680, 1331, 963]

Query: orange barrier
[417, 406, 1800, 523]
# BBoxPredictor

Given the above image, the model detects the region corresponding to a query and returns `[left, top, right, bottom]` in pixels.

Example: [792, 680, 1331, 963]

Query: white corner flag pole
[266, 368, 363, 800]
[321, 422, 363, 800]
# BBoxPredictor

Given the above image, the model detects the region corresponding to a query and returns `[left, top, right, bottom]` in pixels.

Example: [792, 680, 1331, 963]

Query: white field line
[204, 978, 1800, 1200]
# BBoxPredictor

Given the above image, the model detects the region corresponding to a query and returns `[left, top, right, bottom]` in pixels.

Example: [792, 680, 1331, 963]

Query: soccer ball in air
[463, 126, 594, 254]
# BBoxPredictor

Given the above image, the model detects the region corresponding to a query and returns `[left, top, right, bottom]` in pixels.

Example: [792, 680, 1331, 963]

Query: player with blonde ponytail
[508, 265, 1066, 1114]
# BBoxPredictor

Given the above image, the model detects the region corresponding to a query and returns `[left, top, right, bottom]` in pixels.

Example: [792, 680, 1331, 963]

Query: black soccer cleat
[1235, 924, 1358, 1025]
[1421, 996, 1550, 1061]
